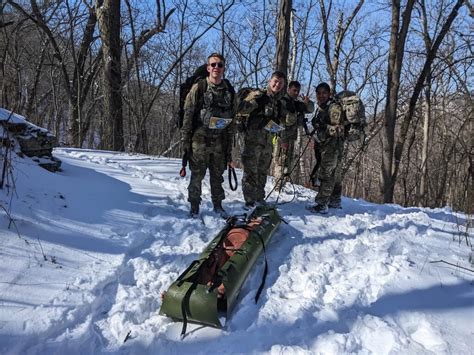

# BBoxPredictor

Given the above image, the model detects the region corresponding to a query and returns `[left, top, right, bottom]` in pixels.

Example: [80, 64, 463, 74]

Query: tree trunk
[419, 75, 431, 205]
[381, 0, 415, 203]
[288, 8, 296, 82]
[96, 0, 124, 151]
[418, 0, 432, 206]
[271, 0, 292, 177]
[274, 0, 292, 77]
[68, 101, 80, 146]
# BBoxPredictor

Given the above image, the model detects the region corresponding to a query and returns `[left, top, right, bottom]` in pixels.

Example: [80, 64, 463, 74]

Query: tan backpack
[329, 90, 366, 141]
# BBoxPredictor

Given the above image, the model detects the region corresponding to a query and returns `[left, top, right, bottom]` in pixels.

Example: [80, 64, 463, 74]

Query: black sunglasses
[209, 62, 224, 68]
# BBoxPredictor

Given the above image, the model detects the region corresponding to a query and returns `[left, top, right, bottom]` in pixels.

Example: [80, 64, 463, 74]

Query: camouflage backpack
[234, 87, 260, 131]
[329, 90, 366, 141]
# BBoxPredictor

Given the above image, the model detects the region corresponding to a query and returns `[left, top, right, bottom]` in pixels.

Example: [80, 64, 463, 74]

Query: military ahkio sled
[160, 205, 282, 337]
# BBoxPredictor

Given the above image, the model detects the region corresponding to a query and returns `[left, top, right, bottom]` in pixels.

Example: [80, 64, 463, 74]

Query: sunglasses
[209, 62, 224, 68]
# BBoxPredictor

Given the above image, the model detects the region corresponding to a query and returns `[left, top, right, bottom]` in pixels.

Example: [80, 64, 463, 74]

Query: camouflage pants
[315, 138, 344, 206]
[273, 138, 295, 191]
[241, 129, 273, 204]
[188, 134, 226, 205]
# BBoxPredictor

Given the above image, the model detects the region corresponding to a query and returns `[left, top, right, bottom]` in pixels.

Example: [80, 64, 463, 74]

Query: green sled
[159, 205, 282, 330]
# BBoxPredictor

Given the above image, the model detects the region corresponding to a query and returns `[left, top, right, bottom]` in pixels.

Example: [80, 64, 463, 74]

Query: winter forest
[1, 1, 473, 353]
[0, 0, 472, 212]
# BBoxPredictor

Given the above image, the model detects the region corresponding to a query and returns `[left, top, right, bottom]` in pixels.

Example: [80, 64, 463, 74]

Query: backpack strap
[191, 78, 208, 132]
[195, 78, 208, 106]
[223, 78, 235, 100]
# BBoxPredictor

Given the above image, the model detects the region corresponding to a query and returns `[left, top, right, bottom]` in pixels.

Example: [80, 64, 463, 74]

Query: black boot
[328, 200, 342, 209]
[243, 201, 255, 210]
[308, 203, 328, 214]
[190, 202, 199, 218]
[213, 201, 228, 219]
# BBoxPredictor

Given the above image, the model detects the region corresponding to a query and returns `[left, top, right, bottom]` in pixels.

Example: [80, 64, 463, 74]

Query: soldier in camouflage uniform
[236, 71, 296, 209]
[181, 53, 234, 218]
[274, 80, 314, 191]
[308, 82, 344, 214]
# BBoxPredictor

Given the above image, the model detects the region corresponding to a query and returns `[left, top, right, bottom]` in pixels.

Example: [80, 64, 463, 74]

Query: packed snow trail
[0, 149, 472, 354]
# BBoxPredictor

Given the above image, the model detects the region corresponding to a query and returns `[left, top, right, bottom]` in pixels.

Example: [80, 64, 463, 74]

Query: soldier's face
[269, 77, 285, 94]
[207, 58, 225, 80]
[316, 88, 330, 105]
[287, 86, 300, 99]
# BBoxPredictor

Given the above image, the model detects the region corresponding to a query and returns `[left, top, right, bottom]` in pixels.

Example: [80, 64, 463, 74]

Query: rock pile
[0, 108, 61, 172]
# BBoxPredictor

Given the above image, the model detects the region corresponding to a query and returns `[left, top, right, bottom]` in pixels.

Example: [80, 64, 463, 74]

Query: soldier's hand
[313, 133, 321, 144]
[301, 95, 310, 104]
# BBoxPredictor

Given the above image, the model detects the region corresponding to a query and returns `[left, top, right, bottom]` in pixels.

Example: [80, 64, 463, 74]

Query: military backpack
[328, 90, 366, 141]
[177, 64, 208, 128]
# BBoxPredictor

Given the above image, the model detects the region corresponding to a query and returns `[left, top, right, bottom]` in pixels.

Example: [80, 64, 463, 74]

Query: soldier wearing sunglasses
[181, 53, 235, 218]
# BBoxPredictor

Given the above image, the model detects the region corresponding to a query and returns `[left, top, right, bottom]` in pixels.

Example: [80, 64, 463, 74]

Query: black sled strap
[180, 282, 196, 339]
[176, 260, 199, 286]
[254, 232, 268, 303]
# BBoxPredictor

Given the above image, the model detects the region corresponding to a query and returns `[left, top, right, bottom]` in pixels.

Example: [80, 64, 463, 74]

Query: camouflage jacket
[312, 98, 346, 142]
[281, 94, 315, 140]
[182, 77, 234, 155]
[237, 88, 297, 144]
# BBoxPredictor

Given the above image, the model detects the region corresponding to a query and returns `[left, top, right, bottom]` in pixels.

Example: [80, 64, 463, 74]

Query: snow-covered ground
[0, 148, 472, 354]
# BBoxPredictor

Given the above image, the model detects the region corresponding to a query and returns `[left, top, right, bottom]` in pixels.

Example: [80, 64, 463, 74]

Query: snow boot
[328, 200, 342, 209]
[190, 202, 200, 218]
[308, 203, 328, 214]
[213, 202, 229, 219]
[243, 201, 255, 210]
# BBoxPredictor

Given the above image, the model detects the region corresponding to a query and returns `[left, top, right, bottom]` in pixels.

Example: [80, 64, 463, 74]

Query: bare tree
[418, 0, 432, 205]
[275, 0, 292, 77]
[381, 0, 416, 203]
[383, 0, 465, 203]
[121, 0, 175, 153]
[95, 0, 123, 151]
[319, 0, 364, 91]
[7, 0, 101, 147]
